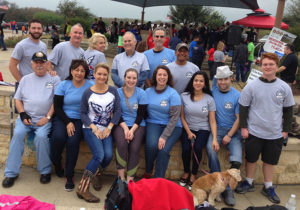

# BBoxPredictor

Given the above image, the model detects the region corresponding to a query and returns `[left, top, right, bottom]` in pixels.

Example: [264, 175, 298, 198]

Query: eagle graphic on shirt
[90, 101, 114, 127]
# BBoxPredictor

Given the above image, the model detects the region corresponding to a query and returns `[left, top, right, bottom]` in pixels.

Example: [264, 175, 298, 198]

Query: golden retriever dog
[191, 169, 241, 206]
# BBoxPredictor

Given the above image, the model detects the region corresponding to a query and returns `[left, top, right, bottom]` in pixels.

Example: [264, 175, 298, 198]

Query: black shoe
[235, 180, 255, 194]
[1, 49, 7, 51]
[40, 174, 51, 184]
[2, 176, 18, 188]
[261, 186, 280, 204]
[55, 166, 64, 178]
[65, 177, 74, 192]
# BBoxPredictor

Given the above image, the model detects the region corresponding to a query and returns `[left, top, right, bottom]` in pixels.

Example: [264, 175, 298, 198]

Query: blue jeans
[82, 128, 113, 174]
[246, 60, 252, 74]
[235, 63, 245, 82]
[5, 118, 52, 177]
[0, 35, 6, 50]
[50, 116, 82, 178]
[181, 129, 210, 175]
[206, 127, 242, 173]
[145, 122, 182, 178]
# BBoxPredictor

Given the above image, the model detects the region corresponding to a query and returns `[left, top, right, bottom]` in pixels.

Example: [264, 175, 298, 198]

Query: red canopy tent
[232, 9, 289, 30]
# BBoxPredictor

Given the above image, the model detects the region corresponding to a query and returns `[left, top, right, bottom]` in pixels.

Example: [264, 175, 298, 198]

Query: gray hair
[71, 23, 84, 33]
[123, 31, 136, 42]
[153, 27, 166, 37]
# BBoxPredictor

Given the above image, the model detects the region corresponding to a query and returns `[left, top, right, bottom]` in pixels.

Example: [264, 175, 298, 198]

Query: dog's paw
[208, 199, 215, 206]
[215, 195, 222, 202]
[193, 196, 199, 206]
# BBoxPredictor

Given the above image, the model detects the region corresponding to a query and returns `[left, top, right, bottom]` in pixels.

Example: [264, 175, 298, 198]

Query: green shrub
[4, 35, 28, 48]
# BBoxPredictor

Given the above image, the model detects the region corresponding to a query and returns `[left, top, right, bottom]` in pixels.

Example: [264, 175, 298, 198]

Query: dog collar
[221, 175, 226, 185]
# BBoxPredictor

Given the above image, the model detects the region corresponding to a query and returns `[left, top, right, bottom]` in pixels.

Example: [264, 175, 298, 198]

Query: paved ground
[0, 165, 299, 210]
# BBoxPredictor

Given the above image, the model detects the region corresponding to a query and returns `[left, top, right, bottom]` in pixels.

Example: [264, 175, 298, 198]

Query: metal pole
[274, 0, 285, 28]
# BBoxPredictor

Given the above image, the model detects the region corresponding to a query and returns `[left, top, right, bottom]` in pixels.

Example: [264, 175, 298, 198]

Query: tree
[33, 11, 64, 25]
[168, 5, 225, 26]
[57, 0, 93, 19]
[283, 0, 300, 27]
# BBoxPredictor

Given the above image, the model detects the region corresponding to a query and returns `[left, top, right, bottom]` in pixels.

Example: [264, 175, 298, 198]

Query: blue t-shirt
[189, 40, 197, 58]
[146, 86, 182, 127]
[55, 79, 94, 119]
[118, 87, 148, 127]
[212, 78, 240, 128]
[144, 48, 176, 79]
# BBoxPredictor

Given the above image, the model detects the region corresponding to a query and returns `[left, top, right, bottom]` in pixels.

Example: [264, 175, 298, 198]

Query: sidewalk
[0, 165, 299, 210]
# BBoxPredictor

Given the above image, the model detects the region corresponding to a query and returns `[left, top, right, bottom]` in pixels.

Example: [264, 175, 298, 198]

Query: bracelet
[107, 125, 113, 130]
[226, 134, 232, 138]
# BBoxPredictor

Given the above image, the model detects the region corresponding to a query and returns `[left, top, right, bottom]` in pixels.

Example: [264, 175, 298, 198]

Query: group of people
[1, 19, 295, 207]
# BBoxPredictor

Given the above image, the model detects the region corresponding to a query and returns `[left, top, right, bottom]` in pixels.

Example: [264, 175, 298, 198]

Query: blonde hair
[88, 33, 108, 50]
[94, 63, 110, 83]
[217, 41, 225, 51]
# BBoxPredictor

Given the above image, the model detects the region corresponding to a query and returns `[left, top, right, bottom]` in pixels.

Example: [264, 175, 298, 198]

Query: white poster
[263, 27, 296, 58]
[246, 68, 263, 84]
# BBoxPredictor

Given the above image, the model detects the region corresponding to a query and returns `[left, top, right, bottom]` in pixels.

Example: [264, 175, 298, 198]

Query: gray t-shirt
[48, 41, 84, 80]
[111, 51, 150, 81]
[181, 92, 216, 131]
[84, 49, 106, 69]
[15, 73, 60, 123]
[239, 78, 295, 139]
[213, 50, 225, 62]
[11, 38, 47, 77]
[167, 61, 199, 94]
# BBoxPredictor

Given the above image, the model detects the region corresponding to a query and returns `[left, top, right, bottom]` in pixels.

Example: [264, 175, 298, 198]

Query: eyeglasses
[155, 35, 165, 38]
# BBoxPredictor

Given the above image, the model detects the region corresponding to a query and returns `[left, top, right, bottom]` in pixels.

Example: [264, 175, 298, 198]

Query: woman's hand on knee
[158, 137, 166, 150]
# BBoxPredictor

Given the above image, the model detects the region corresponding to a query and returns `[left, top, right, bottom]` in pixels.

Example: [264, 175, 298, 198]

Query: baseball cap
[32, 51, 47, 62]
[176, 43, 189, 51]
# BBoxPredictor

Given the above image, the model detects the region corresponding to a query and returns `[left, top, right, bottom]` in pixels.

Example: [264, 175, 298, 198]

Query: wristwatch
[46, 115, 51, 120]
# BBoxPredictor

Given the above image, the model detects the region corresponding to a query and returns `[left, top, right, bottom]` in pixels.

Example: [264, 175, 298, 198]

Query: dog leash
[191, 137, 210, 175]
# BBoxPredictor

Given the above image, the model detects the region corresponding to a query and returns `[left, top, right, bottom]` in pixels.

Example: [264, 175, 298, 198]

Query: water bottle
[285, 194, 297, 210]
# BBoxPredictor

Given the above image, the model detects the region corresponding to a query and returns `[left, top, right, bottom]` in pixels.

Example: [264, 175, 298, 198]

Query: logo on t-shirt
[276, 90, 285, 104]
[224, 102, 233, 110]
[202, 106, 208, 113]
[132, 102, 138, 110]
[132, 61, 138, 67]
[186, 72, 193, 78]
[160, 99, 168, 107]
[45, 82, 53, 89]
[162, 59, 168, 64]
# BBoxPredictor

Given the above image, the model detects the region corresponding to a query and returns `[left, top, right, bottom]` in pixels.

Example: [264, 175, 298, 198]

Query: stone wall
[0, 89, 300, 184]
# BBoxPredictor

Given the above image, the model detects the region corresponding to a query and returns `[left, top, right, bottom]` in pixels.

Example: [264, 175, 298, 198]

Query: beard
[30, 32, 42, 40]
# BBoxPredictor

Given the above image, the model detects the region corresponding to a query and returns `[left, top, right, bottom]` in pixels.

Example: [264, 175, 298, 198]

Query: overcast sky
[8, 0, 287, 22]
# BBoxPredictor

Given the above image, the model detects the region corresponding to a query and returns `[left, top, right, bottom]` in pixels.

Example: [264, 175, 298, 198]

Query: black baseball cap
[32, 51, 47, 62]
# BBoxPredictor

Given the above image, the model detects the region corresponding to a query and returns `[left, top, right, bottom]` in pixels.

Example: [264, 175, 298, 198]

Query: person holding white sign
[237, 52, 294, 204]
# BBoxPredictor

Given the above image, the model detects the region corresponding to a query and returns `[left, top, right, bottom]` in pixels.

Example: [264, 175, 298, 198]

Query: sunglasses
[155, 35, 165, 38]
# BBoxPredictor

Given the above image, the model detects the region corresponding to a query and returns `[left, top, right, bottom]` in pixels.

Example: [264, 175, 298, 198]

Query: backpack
[104, 177, 132, 210]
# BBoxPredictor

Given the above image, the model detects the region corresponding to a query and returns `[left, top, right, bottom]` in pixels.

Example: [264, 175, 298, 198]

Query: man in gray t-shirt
[236, 53, 294, 204]
[167, 43, 199, 94]
[2, 51, 60, 188]
[9, 20, 47, 82]
[49, 23, 84, 80]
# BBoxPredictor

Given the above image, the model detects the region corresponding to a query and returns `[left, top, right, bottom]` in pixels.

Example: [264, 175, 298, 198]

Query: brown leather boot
[92, 171, 102, 191]
[76, 170, 100, 203]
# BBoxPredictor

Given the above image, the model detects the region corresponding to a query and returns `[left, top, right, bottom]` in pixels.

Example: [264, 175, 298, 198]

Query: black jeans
[50, 116, 82, 178]
[181, 129, 210, 175]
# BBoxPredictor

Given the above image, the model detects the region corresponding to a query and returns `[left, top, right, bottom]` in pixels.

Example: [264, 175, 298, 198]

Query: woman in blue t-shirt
[51, 59, 93, 191]
[113, 68, 148, 182]
[179, 71, 218, 190]
[144, 65, 182, 178]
